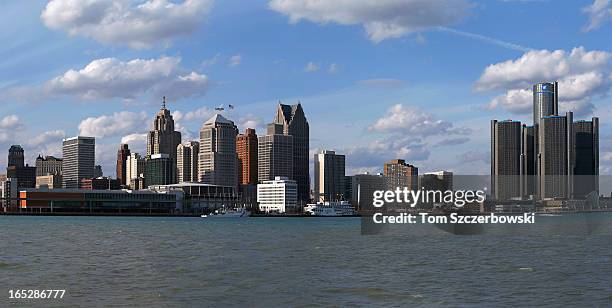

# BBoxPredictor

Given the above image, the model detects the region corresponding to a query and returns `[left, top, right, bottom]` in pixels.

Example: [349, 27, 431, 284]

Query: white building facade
[257, 177, 297, 213]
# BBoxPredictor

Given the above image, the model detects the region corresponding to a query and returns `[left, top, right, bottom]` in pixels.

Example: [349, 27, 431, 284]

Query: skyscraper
[147, 97, 181, 182]
[383, 159, 418, 191]
[272, 103, 310, 203]
[62, 136, 95, 189]
[491, 120, 522, 201]
[177, 141, 199, 183]
[6, 145, 36, 189]
[145, 153, 175, 186]
[258, 124, 293, 182]
[350, 173, 386, 213]
[313, 150, 346, 202]
[533, 82, 558, 127]
[8, 145, 24, 168]
[126, 153, 145, 188]
[236, 128, 258, 185]
[198, 114, 238, 187]
[520, 125, 535, 198]
[572, 118, 599, 198]
[116, 144, 130, 186]
[538, 113, 573, 200]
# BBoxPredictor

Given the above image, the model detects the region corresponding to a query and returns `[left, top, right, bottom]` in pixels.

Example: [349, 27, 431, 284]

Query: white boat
[304, 201, 356, 216]
[205, 208, 251, 218]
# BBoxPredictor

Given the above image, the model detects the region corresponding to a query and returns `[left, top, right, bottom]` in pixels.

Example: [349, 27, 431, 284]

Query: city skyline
[0, 1, 610, 177]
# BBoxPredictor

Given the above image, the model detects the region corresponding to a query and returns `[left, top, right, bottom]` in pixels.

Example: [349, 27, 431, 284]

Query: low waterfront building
[18, 188, 181, 214]
[149, 182, 237, 214]
[257, 176, 297, 213]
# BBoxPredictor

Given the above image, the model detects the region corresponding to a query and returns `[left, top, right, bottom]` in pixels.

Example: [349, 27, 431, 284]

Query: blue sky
[0, 0, 610, 177]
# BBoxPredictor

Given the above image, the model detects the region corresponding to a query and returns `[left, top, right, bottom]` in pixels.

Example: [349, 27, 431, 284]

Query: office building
[520, 125, 535, 198]
[257, 176, 298, 213]
[8, 145, 24, 168]
[383, 159, 418, 191]
[350, 173, 386, 213]
[36, 174, 62, 189]
[80, 177, 121, 190]
[198, 114, 238, 186]
[116, 144, 130, 186]
[35, 155, 63, 176]
[7, 145, 36, 189]
[62, 136, 95, 189]
[538, 113, 573, 200]
[94, 165, 103, 178]
[491, 120, 522, 200]
[177, 141, 199, 183]
[258, 124, 293, 182]
[1, 177, 17, 211]
[147, 97, 181, 182]
[126, 153, 146, 188]
[145, 153, 175, 186]
[237, 128, 258, 185]
[272, 103, 310, 203]
[572, 118, 599, 198]
[313, 150, 346, 202]
[420, 171, 453, 191]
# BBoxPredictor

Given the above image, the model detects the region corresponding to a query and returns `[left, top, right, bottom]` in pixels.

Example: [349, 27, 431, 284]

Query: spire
[162, 96, 166, 109]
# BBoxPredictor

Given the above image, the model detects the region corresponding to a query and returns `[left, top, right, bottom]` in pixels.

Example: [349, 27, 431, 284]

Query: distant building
[145, 154, 175, 186]
[258, 124, 293, 182]
[538, 113, 572, 200]
[94, 165, 103, 178]
[36, 174, 62, 189]
[236, 128, 258, 185]
[6, 145, 36, 189]
[126, 153, 145, 188]
[62, 136, 95, 189]
[35, 155, 63, 176]
[147, 97, 181, 182]
[313, 150, 345, 202]
[491, 120, 522, 201]
[80, 177, 120, 190]
[257, 177, 298, 213]
[521, 125, 535, 198]
[572, 118, 599, 199]
[272, 103, 310, 203]
[0, 177, 17, 211]
[116, 144, 130, 186]
[8, 145, 24, 168]
[420, 171, 453, 191]
[198, 114, 238, 187]
[383, 159, 418, 191]
[350, 173, 386, 213]
[177, 141, 199, 183]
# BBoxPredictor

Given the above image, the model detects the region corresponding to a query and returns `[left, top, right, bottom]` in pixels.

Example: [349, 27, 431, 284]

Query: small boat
[204, 207, 251, 218]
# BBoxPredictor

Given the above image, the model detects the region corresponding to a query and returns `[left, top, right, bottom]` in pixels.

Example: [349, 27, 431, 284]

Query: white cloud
[78, 111, 149, 138]
[304, 61, 320, 72]
[27, 130, 66, 148]
[269, 0, 472, 42]
[228, 54, 242, 67]
[0, 115, 24, 142]
[477, 47, 612, 116]
[345, 136, 430, 171]
[327, 63, 338, 73]
[237, 115, 264, 132]
[369, 104, 470, 136]
[36, 56, 210, 102]
[201, 53, 221, 67]
[41, 0, 213, 49]
[121, 133, 148, 154]
[583, 0, 612, 32]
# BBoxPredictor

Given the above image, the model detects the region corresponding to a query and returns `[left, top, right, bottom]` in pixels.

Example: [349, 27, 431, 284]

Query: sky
[0, 0, 610, 177]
